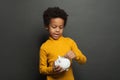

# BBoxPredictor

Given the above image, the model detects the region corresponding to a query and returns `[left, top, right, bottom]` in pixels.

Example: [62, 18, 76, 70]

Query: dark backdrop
[0, 0, 120, 80]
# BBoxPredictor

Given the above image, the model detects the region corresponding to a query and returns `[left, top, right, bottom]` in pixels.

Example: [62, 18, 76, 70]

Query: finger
[57, 66, 64, 73]
[64, 55, 67, 58]
[54, 66, 61, 72]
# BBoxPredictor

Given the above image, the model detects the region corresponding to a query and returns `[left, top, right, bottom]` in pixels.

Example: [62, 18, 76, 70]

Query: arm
[39, 48, 53, 74]
[71, 39, 87, 64]
[39, 48, 64, 74]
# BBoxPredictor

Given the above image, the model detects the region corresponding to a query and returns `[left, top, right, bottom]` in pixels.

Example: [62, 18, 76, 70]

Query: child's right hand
[64, 50, 76, 60]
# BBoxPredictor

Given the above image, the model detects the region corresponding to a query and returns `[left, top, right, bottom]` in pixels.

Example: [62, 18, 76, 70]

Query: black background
[0, 0, 120, 80]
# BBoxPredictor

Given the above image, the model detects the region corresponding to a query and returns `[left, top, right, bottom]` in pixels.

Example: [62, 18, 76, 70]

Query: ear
[45, 26, 48, 30]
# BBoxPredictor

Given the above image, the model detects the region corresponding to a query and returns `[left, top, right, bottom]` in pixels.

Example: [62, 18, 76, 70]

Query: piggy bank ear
[58, 56, 61, 59]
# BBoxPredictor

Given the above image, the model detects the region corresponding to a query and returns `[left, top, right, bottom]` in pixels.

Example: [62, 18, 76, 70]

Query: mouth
[53, 33, 60, 37]
[51, 33, 61, 39]
[54, 34, 59, 37]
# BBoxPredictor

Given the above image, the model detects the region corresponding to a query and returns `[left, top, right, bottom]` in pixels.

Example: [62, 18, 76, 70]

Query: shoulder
[40, 39, 50, 50]
[64, 37, 76, 43]
[64, 37, 75, 41]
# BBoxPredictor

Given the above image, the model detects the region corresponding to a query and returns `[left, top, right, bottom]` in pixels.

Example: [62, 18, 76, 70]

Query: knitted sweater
[39, 36, 87, 80]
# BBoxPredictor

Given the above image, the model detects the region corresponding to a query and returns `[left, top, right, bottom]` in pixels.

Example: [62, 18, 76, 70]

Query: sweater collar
[49, 36, 64, 41]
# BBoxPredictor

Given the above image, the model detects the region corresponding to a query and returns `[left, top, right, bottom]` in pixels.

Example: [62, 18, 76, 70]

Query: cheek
[60, 29, 63, 33]
[49, 28, 54, 34]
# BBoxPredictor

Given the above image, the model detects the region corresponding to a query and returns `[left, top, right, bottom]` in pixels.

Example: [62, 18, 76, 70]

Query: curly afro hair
[43, 7, 68, 27]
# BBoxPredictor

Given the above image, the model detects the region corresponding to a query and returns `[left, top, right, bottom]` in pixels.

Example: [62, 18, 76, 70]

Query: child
[39, 7, 87, 80]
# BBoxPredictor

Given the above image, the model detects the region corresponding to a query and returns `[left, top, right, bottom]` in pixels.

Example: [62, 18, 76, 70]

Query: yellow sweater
[39, 36, 87, 80]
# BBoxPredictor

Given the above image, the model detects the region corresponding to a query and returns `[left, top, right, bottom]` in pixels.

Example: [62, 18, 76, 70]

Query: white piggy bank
[55, 56, 70, 71]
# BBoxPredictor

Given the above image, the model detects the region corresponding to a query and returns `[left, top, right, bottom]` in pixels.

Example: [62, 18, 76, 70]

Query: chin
[53, 37, 60, 40]
[53, 38, 59, 40]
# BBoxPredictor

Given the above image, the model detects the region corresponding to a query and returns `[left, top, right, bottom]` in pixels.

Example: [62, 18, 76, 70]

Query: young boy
[39, 7, 87, 80]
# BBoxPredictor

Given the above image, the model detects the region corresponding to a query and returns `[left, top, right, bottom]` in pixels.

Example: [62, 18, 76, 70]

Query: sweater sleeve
[39, 47, 54, 74]
[70, 39, 87, 64]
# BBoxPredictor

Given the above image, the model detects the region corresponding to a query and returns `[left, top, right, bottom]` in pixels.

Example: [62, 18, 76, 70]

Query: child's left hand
[64, 50, 76, 60]
[53, 64, 65, 73]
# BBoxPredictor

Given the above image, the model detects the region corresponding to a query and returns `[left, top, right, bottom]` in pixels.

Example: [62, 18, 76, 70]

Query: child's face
[48, 18, 64, 40]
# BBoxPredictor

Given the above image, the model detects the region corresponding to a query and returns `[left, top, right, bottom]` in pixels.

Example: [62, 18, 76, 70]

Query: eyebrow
[50, 24, 64, 26]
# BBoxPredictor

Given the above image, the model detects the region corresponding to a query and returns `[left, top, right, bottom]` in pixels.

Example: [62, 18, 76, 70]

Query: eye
[51, 25, 57, 28]
[59, 26, 64, 29]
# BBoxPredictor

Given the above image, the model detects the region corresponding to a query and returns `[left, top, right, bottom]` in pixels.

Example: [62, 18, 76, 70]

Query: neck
[49, 36, 63, 41]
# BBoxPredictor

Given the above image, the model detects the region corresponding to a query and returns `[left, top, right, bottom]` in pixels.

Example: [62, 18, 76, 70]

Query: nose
[56, 27, 60, 32]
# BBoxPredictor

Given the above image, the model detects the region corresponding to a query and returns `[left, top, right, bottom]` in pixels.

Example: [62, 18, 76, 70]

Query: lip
[54, 33, 59, 35]
[53, 34, 59, 36]
[53, 33, 60, 37]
